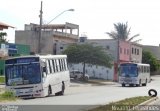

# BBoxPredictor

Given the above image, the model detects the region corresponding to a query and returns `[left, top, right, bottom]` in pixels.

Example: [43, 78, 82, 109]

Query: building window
[137, 49, 139, 55]
[106, 46, 110, 50]
[132, 48, 134, 54]
[60, 47, 63, 50]
[124, 48, 126, 54]
[127, 49, 129, 55]
[120, 47, 122, 54]
[134, 48, 136, 55]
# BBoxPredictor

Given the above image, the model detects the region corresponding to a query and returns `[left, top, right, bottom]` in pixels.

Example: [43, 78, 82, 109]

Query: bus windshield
[120, 64, 138, 77]
[5, 63, 41, 86]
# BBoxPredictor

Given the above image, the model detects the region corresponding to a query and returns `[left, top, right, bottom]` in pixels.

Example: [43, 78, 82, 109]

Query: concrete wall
[69, 63, 114, 80]
[15, 30, 39, 53]
[87, 39, 118, 61]
[15, 23, 79, 55]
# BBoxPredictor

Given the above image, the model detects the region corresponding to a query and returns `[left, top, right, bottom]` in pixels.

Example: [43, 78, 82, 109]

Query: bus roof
[5, 55, 67, 60]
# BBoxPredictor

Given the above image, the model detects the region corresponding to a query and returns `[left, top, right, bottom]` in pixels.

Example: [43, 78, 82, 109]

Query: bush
[0, 90, 16, 101]
[0, 76, 5, 83]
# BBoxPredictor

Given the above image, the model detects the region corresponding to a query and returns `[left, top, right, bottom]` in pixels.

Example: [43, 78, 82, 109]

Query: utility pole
[38, 1, 43, 54]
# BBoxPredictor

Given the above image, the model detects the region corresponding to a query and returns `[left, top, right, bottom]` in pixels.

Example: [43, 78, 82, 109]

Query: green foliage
[142, 50, 160, 72]
[63, 44, 113, 68]
[106, 22, 141, 43]
[63, 43, 113, 79]
[1, 91, 15, 98]
[0, 32, 8, 43]
[0, 76, 5, 83]
[0, 90, 16, 101]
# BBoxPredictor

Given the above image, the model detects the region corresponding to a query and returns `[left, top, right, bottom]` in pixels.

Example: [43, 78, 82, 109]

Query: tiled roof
[0, 22, 14, 30]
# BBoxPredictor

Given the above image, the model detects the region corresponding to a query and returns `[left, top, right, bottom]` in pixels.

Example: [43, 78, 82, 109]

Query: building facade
[64, 38, 142, 81]
[15, 22, 79, 54]
[130, 43, 142, 63]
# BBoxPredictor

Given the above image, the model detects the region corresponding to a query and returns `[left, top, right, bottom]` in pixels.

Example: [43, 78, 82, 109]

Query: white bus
[4, 55, 70, 98]
[119, 63, 150, 87]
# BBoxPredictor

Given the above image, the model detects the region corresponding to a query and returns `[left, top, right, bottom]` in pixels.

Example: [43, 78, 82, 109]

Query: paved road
[0, 75, 159, 106]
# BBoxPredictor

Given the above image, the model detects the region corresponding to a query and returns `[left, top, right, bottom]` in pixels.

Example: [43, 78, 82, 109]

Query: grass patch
[0, 91, 17, 102]
[88, 96, 152, 111]
[0, 76, 5, 83]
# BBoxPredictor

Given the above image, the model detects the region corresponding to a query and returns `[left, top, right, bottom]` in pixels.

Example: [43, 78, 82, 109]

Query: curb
[0, 83, 5, 85]
[138, 97, 159, 105]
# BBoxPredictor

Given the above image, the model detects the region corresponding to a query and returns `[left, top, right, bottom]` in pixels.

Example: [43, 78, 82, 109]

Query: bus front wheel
[137, 79, 141, 87]
[48, 85, 52, 96]
[122, 84, 125, 87]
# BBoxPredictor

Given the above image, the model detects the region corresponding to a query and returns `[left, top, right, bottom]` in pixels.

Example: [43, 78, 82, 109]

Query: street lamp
[38, 4, 74, 53]
[47, 9, 74, 25]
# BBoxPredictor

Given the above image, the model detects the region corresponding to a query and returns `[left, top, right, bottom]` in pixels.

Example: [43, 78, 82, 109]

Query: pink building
[119, 40, 130, 63]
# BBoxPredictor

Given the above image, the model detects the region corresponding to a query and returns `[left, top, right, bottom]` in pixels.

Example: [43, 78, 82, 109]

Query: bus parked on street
[119, 62, 150, 87]
[4, 55, 70, 98]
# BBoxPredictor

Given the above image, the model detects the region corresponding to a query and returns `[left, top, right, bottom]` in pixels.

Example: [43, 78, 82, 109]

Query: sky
[1, 0, 160, 46]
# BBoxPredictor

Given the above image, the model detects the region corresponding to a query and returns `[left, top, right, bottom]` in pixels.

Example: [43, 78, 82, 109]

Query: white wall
[68, 63, 114, 80]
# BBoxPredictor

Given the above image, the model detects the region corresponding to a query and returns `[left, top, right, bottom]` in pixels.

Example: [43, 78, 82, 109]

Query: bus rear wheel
[142, 79, 147, 86]
[55, 83, 65, 96]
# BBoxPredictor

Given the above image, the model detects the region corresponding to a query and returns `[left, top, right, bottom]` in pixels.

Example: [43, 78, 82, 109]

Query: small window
[56, 59, 60, 72]
[54, 60, 58, 72]
[52, 60, 55, 73]
[46, 60, 50, 74]
[63, 59, 67, 70]
[137, 49, 139, 55]
[148, 67, 150, 72]
[64, 59, 68, 70]
[120, 47, 122, 54]
[135, 48, 136, 55]
[124, 48, 126, 54]
[106, 46, 110, 50]
[61, 59, 65, 71]
[144, 66, 146, 73]
[141, 66, 143, 73]
[60, 47, 63, 49]
[138, 67, 141, 73]
[132, 48, 134, 54]
[59, 59, 62, 71]
[48, 60, 52, 73]
[49, 60, 54, 73]
[127, 49, 129, 55]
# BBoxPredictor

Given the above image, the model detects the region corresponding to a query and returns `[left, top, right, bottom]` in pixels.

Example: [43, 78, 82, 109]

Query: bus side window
[138, 67, 141, 73]
[42, 67, 47, 77]
[144, 66, 146, 73]
[52, 59, 55, 73]
[141, 66, 143, 73]
[147, 66, 150, 72]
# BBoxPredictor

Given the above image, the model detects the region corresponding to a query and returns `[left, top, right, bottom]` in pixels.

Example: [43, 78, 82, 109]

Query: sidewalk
[70, 79, 117, 87]
[148, 97, 160, 105]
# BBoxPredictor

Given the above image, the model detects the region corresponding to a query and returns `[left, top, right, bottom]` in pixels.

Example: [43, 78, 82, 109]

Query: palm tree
[106, 22, 141, 43]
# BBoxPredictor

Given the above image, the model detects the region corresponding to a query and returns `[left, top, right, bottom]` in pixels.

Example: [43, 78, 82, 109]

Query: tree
[0, 32, 8, 43]
[142, 50, 160, 72]
[63, 44, 113, 80]
[106, 22, 141, 43]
